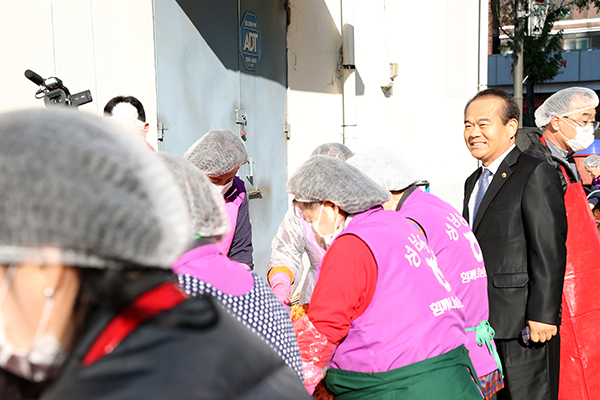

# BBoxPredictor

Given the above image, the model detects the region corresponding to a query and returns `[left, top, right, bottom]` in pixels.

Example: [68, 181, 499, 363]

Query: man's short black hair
[103, 96, 147, 123]
[464, 88, 521, 125]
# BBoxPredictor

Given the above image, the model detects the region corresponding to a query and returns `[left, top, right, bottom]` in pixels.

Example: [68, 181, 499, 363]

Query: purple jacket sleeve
[228, 191, 254, 269]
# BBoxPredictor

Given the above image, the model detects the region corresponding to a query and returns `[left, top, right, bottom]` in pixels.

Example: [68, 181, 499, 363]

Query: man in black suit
[462, 89, 567, 400]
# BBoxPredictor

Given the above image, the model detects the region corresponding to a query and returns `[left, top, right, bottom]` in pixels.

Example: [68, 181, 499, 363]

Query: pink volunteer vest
[399, 189, 497, 378]
[330, 207, 468, 373]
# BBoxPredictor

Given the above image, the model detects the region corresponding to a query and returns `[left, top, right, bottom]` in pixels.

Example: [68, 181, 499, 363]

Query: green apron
[324, 345, 484, 400]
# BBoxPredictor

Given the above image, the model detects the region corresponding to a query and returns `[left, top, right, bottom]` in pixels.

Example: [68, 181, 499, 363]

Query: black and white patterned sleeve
[177, 272, 304, 382]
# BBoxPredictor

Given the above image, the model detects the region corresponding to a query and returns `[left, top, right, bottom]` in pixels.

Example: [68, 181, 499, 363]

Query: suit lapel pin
[501, 172, 507, 178]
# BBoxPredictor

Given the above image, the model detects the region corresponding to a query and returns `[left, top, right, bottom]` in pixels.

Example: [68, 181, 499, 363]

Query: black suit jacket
[463, 147, 567, 339]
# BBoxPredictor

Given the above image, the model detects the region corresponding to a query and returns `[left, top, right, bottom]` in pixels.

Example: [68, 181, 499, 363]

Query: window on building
[562, 32, 600, 50]
[592, 33, 600, 48]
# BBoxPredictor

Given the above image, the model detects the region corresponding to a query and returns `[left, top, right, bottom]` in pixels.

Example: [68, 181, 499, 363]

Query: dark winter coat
[41, 287, 309, 400]
[519, 128, 579, 191]
[588, 181, 600, 206]
[0, 369, 53, 400]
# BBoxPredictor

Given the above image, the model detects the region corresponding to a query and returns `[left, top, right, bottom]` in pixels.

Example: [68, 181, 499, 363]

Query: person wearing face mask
[525, 87, 600, 399]
[267, 142, 355, 306]
[524, 87, 599, 190]
[184, 129, 253, 269]
[0, 109, 310, 400]
[288, 155, 484, 399]
[159, 153, 304, 382]
[347, 148, 503, 399]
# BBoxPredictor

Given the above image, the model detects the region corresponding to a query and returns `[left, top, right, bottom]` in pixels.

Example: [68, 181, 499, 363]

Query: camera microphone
[24, 69, 92, 108]
[25, 69, 44, 86]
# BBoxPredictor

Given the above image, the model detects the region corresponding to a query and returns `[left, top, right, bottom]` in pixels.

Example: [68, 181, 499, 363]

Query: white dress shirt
[468, 144, 516, 226]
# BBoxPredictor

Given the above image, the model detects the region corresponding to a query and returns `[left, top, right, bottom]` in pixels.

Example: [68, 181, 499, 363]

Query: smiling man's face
[464, 96, 518, 167]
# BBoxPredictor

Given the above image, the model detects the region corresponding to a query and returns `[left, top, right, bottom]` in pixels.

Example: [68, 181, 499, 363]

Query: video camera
[25, 69, 93, 108]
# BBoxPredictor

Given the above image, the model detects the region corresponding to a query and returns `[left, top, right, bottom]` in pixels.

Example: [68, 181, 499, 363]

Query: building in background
[488, 1, 600, 117]
[0, 0, 488, 277]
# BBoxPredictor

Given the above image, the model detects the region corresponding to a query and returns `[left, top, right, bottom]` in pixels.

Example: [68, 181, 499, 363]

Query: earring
[43, 288, 55, 298]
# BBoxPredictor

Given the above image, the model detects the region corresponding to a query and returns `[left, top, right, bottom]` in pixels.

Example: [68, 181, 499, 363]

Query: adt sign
[240, 12, 261, 71]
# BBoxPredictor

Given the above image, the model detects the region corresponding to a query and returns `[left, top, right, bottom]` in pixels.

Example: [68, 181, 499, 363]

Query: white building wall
[286, 0, 344, 174]
[0, 0, 159, 145]
[0, 0, 489, 276]
[287, 0, 488, 209]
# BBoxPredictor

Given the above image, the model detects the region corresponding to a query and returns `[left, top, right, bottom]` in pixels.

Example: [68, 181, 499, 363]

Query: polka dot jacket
[177, 272, 304, 382]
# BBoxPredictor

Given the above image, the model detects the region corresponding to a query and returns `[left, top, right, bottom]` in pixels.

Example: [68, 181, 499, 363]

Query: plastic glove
[293, 315, 337, 394]
[269, 271, 292, 306]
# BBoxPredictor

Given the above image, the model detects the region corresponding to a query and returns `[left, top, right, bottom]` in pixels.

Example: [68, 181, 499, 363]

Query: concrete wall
[287, 0, 488, 209]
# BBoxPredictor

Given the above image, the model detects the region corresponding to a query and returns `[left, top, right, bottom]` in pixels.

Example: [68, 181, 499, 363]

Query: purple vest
[171, 243, 253, 296]
[330, 208, 468, 373]
[399, 189, 497, 377]
[216, 176, 246, 257]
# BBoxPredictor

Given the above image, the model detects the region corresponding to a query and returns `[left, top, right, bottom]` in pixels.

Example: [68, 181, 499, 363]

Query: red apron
[557, 165, 600, 400]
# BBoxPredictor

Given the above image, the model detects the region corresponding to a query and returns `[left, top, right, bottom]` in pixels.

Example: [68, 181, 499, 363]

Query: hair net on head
[347, 148, 420, 192]
[310, 142, 355, 161]
[286, 155, 390, 214]
[0, 108, 191, 269]
[183, 129, 248, 177]
[535, 87, 599, 127]
[158, 153, 230, 238]
[583, 155, 600, 168]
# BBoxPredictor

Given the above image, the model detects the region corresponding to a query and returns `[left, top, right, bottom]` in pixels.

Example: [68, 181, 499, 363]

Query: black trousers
[493, 334, 560, 400]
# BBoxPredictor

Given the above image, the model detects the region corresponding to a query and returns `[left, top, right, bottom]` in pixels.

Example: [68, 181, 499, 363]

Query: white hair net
[583, 155, 600, 168]
[535, 87, 599, 127]
[184, 129, 248, 177]
[286, 155, 390, 213]
[158, 152, 230, 238]
[347, 148, 420, 192]
[0, 108, 192, 269]
[310, 142, 355, 161]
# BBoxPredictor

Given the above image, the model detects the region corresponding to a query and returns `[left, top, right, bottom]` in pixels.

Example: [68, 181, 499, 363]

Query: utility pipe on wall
[341, 0, 357, 150]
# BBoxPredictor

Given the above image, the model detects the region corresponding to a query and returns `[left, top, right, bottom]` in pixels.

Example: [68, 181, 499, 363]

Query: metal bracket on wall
[284, 124, 291, 140]
[245, 158, 262, 200]
[246, 157, 254, 186]
[157, 121, 169, 142]
[235, 108, 248, 141]
[247, 189, 263, 199]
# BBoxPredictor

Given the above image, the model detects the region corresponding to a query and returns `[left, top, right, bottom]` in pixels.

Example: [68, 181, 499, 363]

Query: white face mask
[0, 266, 67, 382]
[216, 180, 234, 196]
[312, 204, 343, 250]
[560, 117, 595, 153]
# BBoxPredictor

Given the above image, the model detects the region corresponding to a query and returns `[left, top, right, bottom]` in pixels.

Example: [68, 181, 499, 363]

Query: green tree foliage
[523, 7, 564, 126]
[491, 0, 598, 126]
